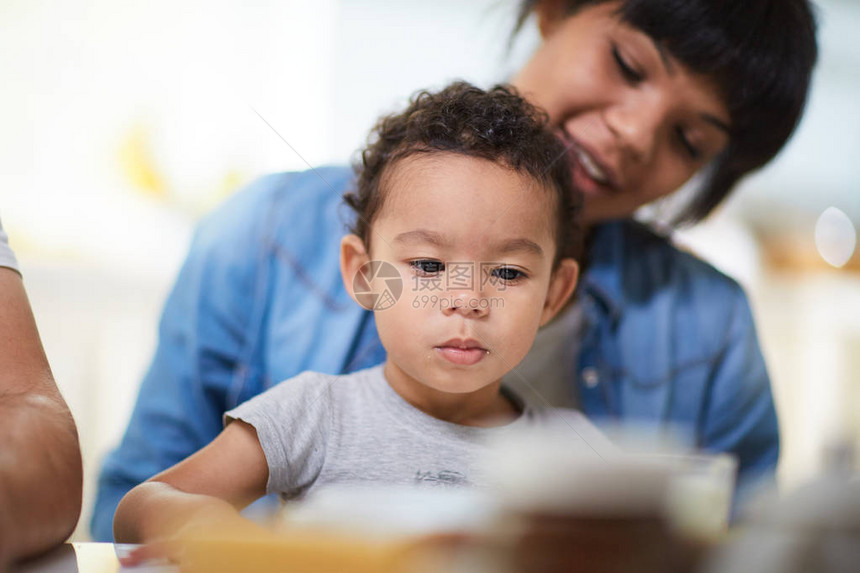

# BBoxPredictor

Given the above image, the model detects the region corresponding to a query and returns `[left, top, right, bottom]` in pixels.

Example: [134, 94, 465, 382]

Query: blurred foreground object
[704, 438, 860, 573]
[180, 490, 488, 573]
[177, 421, 741, 573]
[483, 425, 735, 573]
[182, 525, 433, 573]
[486, 423, 738, 537]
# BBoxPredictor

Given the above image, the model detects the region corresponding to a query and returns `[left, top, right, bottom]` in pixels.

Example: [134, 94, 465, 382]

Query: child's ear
[540, 258, 579, 326]
[535, 0, 568, 39]
[340, 234, 371, 306]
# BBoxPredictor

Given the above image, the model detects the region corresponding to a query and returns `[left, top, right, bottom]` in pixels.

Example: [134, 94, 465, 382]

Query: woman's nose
[604, 96, 664, 164]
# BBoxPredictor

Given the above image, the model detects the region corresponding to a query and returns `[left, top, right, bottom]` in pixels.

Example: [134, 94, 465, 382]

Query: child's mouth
[435, 339, 488, 366]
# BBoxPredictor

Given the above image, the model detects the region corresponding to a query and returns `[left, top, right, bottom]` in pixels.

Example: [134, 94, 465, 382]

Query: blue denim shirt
[91, 167, 778, 540]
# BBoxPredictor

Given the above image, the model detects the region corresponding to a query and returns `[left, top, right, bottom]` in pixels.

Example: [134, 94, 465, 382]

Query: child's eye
[612, 45, 643, 84]
[492, 266, 526, 283]
[410, 259, 445, 276]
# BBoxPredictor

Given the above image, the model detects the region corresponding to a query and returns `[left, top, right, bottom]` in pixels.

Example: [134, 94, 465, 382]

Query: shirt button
[582, 367, 599, 388]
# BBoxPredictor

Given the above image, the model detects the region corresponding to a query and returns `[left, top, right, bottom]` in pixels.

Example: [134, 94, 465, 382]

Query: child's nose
[442, 291, 490, 318]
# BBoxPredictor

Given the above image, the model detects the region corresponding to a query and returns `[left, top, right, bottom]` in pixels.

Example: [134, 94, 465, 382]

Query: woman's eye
[492, 267, 525, 283]
[410, 260, 445, 276]
[676, 127, 702, 160]
[612, 45, 643, 83]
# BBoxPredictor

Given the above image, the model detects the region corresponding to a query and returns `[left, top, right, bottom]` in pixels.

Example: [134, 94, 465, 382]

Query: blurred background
[0, 0, 857, 541]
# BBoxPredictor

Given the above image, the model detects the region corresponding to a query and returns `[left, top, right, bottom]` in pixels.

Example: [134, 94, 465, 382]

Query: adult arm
[0, 268, 82, 565]
[700, 284, 779, 506]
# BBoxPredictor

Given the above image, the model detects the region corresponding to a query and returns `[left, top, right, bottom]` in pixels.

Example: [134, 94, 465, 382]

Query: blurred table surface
[12, 544, 176, 573]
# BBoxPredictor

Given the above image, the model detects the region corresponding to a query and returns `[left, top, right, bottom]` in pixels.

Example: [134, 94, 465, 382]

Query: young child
[114, 82, 589, 550]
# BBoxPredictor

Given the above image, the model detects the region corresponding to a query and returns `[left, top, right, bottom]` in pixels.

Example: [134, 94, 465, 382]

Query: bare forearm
[0, 390, 82, 563]
[114, 481, 243, 544]
[0, 267, 82, 565]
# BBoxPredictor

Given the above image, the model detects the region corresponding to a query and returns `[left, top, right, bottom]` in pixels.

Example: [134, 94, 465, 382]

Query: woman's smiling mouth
[557, 130, 620, 196]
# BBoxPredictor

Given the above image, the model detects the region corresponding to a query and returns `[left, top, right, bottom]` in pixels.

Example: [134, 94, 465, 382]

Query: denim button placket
[582, 367, 600, 388]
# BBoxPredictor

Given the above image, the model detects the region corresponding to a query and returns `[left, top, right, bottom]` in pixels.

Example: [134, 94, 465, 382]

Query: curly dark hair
[344, 81, 582, 266]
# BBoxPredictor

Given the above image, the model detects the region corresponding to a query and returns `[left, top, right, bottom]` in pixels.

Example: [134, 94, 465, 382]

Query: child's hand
[118, 503, 266, 567]
[118, 538, 181, 567]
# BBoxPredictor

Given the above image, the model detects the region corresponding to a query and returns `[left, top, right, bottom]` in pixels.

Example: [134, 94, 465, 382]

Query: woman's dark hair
[514, 0, 818, 225]
[344, 82, 582, 266]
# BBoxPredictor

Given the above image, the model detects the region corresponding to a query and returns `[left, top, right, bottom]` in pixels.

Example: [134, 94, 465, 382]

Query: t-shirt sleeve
[225, 371, 335, 499]
[0, 217, 21, 274]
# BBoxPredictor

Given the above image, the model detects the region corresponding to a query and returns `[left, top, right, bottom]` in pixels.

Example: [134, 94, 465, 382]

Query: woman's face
[512, 2, 731, 224]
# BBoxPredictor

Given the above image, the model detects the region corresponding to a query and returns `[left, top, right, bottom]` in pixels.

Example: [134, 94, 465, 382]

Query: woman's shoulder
[194, 165, 355, 250]
[179, 165, 355, 296]
[586, 220, 762, 382]
[589, 219, 746, 305]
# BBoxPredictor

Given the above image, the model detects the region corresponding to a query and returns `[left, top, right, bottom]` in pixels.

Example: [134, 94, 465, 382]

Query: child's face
[341, 153, 579, 397]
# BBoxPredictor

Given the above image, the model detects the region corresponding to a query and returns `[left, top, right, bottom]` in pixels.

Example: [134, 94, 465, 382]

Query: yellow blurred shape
[218, 169, 246, 200]
[117, 124, 167, 199]
[182, 525, 427, 573]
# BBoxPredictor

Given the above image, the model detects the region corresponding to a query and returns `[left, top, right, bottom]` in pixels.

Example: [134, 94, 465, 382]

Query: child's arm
[113, 419, 269, 546]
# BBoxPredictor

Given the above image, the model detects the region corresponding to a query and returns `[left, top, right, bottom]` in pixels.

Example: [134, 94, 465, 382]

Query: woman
[93, 0, 817, 540]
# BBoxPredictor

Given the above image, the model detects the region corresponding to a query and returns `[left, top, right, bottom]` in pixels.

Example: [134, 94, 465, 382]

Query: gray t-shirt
[226, 365, 605, 502]
[0, 217, 20, 273]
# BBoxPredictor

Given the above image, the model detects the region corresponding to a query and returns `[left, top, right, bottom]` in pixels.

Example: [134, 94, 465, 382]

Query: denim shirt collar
[580, 221, 628, 325]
